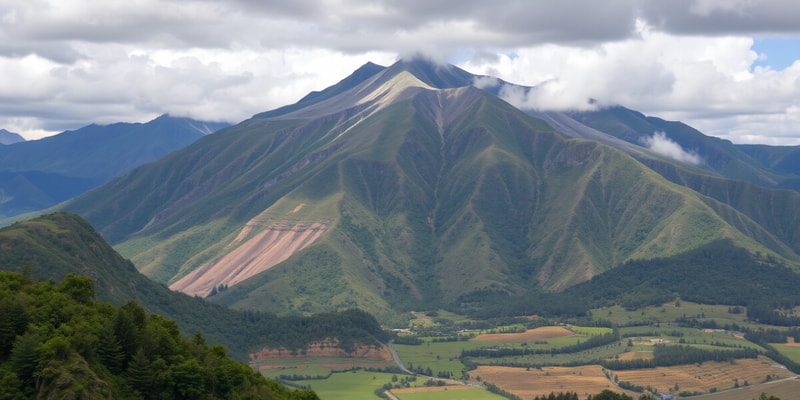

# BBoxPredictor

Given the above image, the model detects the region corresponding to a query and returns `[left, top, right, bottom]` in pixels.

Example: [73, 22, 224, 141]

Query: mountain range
[52, 58, 800, 323]
[0, 115, 229, 219]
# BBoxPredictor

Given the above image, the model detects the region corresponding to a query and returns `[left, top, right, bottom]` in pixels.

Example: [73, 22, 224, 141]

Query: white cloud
[641, 131, 703, 165]
[460, 20, 800, 144]
[0, 0, 799, 144]
[471, 75, 499, 90]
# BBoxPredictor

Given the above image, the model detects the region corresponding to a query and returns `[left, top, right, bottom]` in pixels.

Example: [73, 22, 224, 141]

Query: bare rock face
[170, 221, 328, 297]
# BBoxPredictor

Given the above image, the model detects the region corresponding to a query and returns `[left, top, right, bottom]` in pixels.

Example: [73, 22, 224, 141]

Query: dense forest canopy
[0, 270, 320, 399]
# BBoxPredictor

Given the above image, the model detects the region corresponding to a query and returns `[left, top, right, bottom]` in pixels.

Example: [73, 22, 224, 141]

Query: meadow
[771, 343, 800, 364]
[294, 371, 398, 400]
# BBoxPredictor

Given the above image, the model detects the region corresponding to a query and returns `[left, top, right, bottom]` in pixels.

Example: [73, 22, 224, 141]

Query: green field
[620, 325, 765, 351]
[294, 371, 399, 400]
[392, 387, 507, 400]
[771, 344, 800, 364]
[393, 342, 476, 377]
[255, 356, 396, 380]
[594, 301, 769, 330]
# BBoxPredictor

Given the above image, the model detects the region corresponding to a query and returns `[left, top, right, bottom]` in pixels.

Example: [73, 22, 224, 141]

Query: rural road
[387, 340, 414, 375]
[386, 340, 483, 389]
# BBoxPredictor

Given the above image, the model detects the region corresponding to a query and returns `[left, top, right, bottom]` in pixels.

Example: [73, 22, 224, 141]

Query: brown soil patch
[170, 222, 327, 297]
[249, 340, 392, 363]
[784, 337, 800, 347]
[612, 357, 795, 394]
[472, 326, 573, 343]
[471, 365, 629, 399]
[292, 203, 305, 213]
[391, 385, 473, 394]
[618, 351, 654, 361]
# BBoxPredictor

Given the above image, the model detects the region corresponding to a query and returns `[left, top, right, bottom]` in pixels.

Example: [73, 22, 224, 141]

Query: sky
[1, 0, 799, 145]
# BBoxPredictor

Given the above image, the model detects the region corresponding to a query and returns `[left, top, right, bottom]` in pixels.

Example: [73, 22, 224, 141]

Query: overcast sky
[2, 0, 799, 145]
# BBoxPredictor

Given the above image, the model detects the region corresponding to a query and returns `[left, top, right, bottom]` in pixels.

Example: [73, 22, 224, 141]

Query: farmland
[390, 385, 507, 400]
[255, 302, 800, 399]
[694, 377, 800, 400]
[771, 343, 800, 364]
[612, 356, 793, 395]
[472, 326, 574, 342]
[469, 365, 635, 399]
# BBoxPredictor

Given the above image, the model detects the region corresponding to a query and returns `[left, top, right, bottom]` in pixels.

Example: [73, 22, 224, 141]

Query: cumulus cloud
[0, 0, 798, 144]
[641, 131, 703, 165]
[461, 20, 800, 144]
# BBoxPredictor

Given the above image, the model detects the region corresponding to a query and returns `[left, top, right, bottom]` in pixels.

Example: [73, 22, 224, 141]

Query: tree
[0, 299, 28, 357]
[126, 349, 154, 397]
[96, 323, 125, 374]
[9, 332, 42, 386]
[172, 358, 210, 399]
[57, 274, 95, 304]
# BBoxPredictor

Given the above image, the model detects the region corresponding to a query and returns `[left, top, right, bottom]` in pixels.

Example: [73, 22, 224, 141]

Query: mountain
[559, 106, 793, 187]
[0, 114, 229, 219]
[63, 58, 800, 321]
[0, 129, 24, 145]
[0, 212, 386, 359]
[736, 143, 800, 190]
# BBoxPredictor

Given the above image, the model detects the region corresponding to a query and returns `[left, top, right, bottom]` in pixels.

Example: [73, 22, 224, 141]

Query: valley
[254, 302, 800, 399]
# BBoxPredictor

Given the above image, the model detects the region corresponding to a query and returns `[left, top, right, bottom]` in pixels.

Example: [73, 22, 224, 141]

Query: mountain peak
[357, 70, 434, 108]
[0, 128, 25, 145]
[385, 57, 474, 89]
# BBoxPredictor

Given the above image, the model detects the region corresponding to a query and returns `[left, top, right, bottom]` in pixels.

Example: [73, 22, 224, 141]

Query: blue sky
[752, 37, 800, 70]
[1, 0, 799, 145]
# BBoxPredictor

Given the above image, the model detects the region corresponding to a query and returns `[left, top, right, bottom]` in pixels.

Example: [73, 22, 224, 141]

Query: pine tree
[9, 332, 41, 387]
[96, 323, 125, 374]
[126, 349, 154, 398]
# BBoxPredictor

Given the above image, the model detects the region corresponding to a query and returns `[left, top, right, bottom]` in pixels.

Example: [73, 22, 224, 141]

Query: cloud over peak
[0, 0, 799, 144]
[642, 131, 703, 165]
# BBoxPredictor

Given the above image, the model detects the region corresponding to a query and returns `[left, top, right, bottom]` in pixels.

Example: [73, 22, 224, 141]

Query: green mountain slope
[62, 60, 800, 321]
[737, 144, 800, 189]
[0, 213, 387, 359]
[565, 106, 792, 187]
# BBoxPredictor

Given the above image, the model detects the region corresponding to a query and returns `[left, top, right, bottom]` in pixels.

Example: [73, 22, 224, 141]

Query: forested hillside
[0, 270, 319, 399]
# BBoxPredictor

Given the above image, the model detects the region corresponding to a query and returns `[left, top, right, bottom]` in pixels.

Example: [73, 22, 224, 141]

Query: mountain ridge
[0, 114, 230, 219]
[0, 128, 24, 145]
[60, 59, 800, 321]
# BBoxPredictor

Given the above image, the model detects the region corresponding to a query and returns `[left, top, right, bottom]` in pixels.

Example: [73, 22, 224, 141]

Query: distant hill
[736, 144, 800, 190]
[0, 129, 24, 145]
[62, 59, 800, 322]
[0, 114, 230, 219]
[0, 212, 387, 359]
